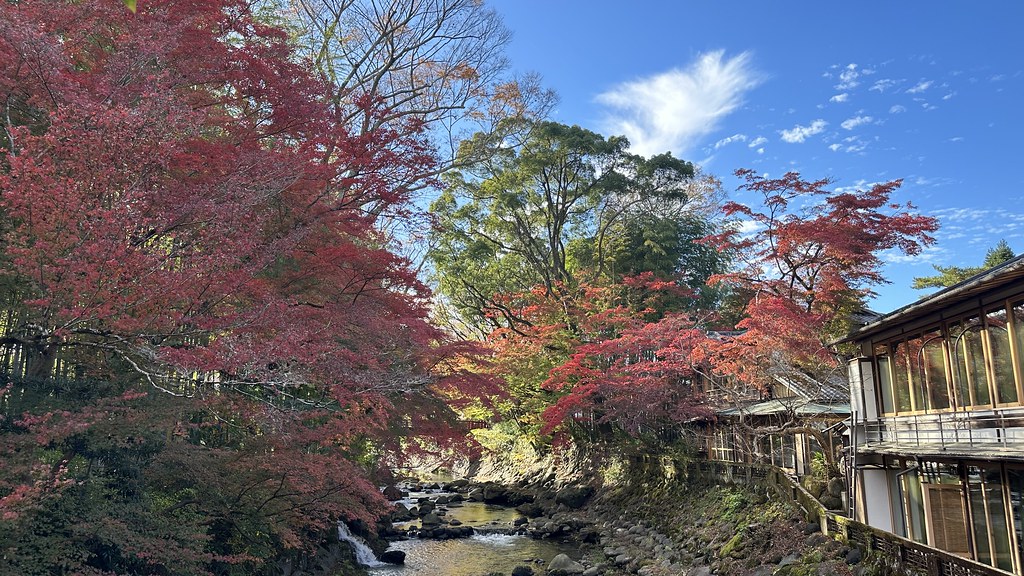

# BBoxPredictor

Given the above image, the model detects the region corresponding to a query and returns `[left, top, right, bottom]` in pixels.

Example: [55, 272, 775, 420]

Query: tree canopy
[912, 239, 1016, 289]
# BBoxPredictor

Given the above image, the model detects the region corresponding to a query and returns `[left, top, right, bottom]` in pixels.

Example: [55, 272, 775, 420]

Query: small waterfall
[338, 522, 387, 567]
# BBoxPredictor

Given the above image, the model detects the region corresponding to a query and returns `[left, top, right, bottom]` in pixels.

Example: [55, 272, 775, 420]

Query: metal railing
[860, 408, 1024, 449]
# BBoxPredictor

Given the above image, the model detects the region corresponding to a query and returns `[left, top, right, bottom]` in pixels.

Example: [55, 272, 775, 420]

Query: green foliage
[912, 239, 1015, 289]
[429, 120, 702, 334]
[720, 487, 749, 521]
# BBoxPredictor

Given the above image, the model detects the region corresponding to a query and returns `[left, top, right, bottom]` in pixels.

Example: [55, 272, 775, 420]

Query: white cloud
[830, 93, 849, 103]
[596, 50, 762, 157]
[906, 80, 933, 94]
[748, 136, 768, 148]
[756, 147, 764, 155]
[834, 179, 884, 194]
[870, 79, 898, 92]
[841, 115, 874, 130]
[779, 119, 827, 143]
[713, 133, 747, 149]
[943, 92, 957, 101]
[889, 104, 907, 114]
[828, 143, 842, 152]
[835, 63, 861, 90]
[949, 136, 964, 142]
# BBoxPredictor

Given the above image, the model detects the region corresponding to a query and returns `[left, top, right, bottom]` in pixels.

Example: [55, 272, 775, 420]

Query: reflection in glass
[921, 331, 950, 410]
[893, 341, 913, 412]
[877, 353, 895, 414]
[987, 308, 1018, 404]
[953, 318, 990, 406]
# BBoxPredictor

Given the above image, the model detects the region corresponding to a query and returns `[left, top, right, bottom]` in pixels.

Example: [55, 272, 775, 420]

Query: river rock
[827, 477, 845, 498]
[382, 485, 405, 500]
[554, 486, 594, 509]
[380, 550, 406, 564]
[511, 566, 535, 576]
[420, 512, 442, 527]
[547, 553, 585, 575]
[391, 502, 412, 521]
[467, 488, 485, 502]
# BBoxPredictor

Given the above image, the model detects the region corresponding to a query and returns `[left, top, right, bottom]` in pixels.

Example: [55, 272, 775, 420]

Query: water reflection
[367, 534, 577, 576]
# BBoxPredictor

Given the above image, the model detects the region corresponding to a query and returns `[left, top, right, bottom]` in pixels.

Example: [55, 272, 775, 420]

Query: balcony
[856, 407, 1024, 459]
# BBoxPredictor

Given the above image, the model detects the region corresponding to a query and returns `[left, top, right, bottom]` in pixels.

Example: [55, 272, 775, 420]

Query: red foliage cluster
[0, 0, 491, 569]
[699, 170, 938, 385]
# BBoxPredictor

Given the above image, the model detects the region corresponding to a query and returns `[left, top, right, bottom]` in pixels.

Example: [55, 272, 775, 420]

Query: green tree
[428, 121, 710, 335]
[912, 239, 1016, 289]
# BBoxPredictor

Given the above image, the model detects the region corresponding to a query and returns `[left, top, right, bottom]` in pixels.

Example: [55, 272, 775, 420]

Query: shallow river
[367, 533, 577, 576]
[345, 491, 583, 575]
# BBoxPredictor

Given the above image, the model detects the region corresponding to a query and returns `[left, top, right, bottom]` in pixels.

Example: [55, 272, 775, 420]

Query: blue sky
[488, 1, 1024, 313]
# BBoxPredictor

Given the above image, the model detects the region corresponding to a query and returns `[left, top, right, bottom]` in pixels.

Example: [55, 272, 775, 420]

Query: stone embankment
[378, 472, 871, 576]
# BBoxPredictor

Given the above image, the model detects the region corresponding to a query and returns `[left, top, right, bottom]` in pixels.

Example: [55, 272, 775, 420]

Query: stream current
[345, 488, 582, 575]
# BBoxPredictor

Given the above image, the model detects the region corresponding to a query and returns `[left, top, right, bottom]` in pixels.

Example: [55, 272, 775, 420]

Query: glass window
[1007, 469, 1024, 573]
[903, 468, 927, 543]
[967, 465, 1014, 571]
[968, 467, 993, 565]
[952, 318, 990, 407]
[921, 330, 951, 410]
[1013, 301, 1024, 387]
[906, 335, 929, 411]
[893, 341, 913, 412]
[877, 351, 896, 414]
[987, 308, 1019, 405]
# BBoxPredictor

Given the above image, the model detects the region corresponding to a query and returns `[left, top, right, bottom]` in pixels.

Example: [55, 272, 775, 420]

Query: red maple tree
[0, 0, 485, 571]
[700, 169, 939, 385]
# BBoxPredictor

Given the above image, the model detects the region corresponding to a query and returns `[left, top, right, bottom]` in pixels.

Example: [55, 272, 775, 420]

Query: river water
[344, 489, 584, 575]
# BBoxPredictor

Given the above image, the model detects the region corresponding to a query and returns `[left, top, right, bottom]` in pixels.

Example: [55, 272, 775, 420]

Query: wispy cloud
[779, 120, 827, 143]
[830, 93, 849, 103]
[748, 136, 768, 148]
[596, 50, 762, 157]
[713, 133, 747, 149]
[835, 63, 861, 90]
[889, 104, 907, 114]
[870, 78, 899, 92]
[841, 115, 874, 130]
[906, 80, 933, 94]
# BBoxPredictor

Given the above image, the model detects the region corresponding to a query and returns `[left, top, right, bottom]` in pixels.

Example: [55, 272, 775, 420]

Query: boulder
[511, 566, 535, 576]
[547, 553, 585, 575]
[827, 477, 845, 498]
[420, 512, 443, 527]
[382, 485, 405, 500]
[554, 486, 594, 509]
[515, 502, 545, 518]
[379, 550, 406, 565]
[391, 503, 412, 521]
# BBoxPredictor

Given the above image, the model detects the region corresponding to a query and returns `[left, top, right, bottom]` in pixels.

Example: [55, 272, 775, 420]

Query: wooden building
[843, 255, 1024, 573]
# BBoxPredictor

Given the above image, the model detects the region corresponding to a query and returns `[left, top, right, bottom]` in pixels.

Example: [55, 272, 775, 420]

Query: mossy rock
[719, 533, 745, 558]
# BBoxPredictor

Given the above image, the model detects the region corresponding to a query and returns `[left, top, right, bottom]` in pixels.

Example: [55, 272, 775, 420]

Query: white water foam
[338, 522, 387, 567]
[469, 533, 525, 547]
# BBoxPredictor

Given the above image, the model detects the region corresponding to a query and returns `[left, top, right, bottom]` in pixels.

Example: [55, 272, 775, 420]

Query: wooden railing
[686, 459, 1013, 576]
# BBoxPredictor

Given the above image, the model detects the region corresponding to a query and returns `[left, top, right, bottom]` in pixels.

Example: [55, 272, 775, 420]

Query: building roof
[835, 253, 1024, 344]
[718, 398, 850, 418]
[769, 364, 849, 403]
